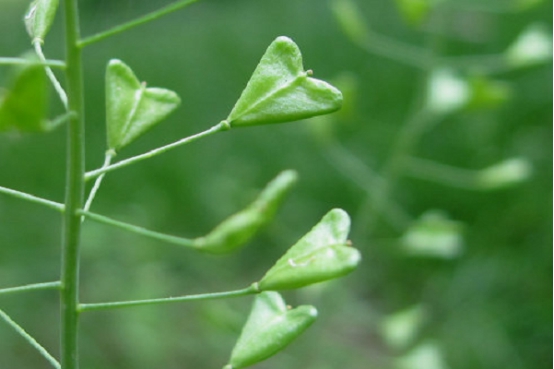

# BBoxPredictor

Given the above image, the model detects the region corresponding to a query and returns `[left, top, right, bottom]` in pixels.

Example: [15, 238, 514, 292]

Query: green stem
[78, 209, 196, 249]
[0, 308, 61, 369]
[61, 0, 86, 367]
[0, 281, 62, 296]
[78, 285, 258, 312]
[79, 0, 200, 47]
[85, 121, 229, 181]
[404, 156, 479, 189]
[82, 151, 114, 214]
[0, 56, 65, 68]
[360, 31, 432, 69]
[44, 111, 76, 132]
[34, 41, 69, 109]
[0, 185, 64, 212]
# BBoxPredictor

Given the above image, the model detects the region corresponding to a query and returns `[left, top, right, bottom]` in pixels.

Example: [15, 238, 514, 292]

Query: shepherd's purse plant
[0, 0, 361, 368]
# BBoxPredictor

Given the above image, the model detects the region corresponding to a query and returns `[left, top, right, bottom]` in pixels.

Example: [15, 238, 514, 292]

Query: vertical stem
[61, 0, 85, 368]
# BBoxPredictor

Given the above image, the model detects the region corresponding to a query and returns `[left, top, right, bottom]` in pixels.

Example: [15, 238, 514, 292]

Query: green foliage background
[0, 0, 551, 368]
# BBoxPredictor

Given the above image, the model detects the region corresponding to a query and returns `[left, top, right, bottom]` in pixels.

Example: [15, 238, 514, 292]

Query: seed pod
[225, 292, 317, 369]
[193, 170, 298, 254]
[105, 59, 181, 151]
[258, 208, 361, 290]
[24, 0, 59, 41]
[226, 36, 342, 127]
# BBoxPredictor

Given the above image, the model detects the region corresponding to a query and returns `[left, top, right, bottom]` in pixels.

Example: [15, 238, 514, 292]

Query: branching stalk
[34, 41, 69, 110]
[0, 56, 65, 68]
[0, 308, 61, 369]
[78, 209, 196, 248]
[82, 151, 114, 214]
[79, 0, 200, 47]
[85, 121, 229, 181]
[79, 285, 258, 312]
[0, 281, 62, 296]
[0, 185, 64, 212]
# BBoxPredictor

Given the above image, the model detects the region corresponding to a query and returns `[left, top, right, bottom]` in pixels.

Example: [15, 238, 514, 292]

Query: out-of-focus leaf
[331, 0, 370, 44]
[381, 305, 426, 349]
[394, 0, 433, 26]
[426, 69, 470, 114]
[476, 158, 532, 190]
[226, 36, 342, 127]
[258, 208, 361, 290]
[225, 291, 317, 369]
[466, 75, 512, 110]
[401, 210, 463, 259]
[395, 342, 448, 369]
[505, 23, 552, 68]
[105, 59, 181, 151]
[0, 56, 48, 133]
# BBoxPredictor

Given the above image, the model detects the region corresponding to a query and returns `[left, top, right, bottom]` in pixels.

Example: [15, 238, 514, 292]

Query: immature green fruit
[105, 59, 181, 151]
[193, 170, 298, 254]
[258, 208, 361, 290]
[0, 55, 48, 132]
[226, 36, 343, 127]
[24, 0, 59, 41]
[225, 292, 317, 369]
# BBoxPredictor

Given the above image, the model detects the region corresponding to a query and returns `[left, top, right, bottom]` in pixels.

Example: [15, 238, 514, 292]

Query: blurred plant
[319, 0, 550, 367]
[0, 1, 360, 369]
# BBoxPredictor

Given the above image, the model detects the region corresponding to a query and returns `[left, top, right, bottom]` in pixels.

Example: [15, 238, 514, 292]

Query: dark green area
[0, 0, 551, 368]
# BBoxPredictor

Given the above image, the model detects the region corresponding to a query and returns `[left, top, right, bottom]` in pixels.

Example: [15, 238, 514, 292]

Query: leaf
[0, 55, 48, 133]
[225, 292, 317, 369]
[258, 208, 361, 290]
[24, 0, 59, 41]
[193, 170, 298, 254]
[106, 59, 181, 151]
[226, 36, 343, 127]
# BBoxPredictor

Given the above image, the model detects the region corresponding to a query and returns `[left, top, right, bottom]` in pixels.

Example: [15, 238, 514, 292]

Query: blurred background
[0, 0, 551, 368]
